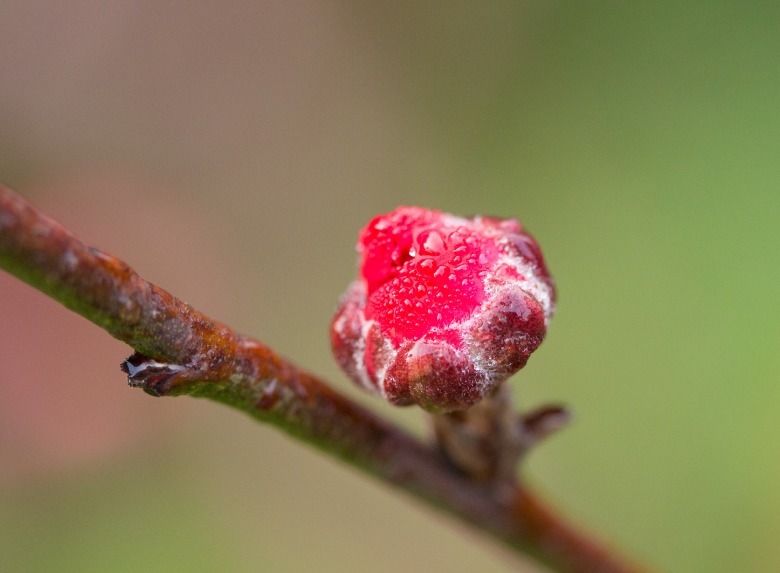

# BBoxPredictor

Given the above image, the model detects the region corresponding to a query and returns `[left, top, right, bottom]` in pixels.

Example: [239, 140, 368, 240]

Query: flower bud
[331, 207, 554, 413]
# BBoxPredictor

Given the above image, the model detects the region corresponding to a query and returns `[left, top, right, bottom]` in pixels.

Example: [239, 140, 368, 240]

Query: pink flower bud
[331, 207, 555, 413]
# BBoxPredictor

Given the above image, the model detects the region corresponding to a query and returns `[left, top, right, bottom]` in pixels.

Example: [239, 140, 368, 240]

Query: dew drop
[416, 230, 447, 256]
[418, 258, 435, 271]
[433, 266, 447, 279]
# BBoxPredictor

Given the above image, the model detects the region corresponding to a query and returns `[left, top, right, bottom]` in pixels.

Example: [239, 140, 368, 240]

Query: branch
[0, 184, 649, 573]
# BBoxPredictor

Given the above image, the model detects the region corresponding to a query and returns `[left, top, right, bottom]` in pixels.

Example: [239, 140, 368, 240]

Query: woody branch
[0, 184, 647, 573]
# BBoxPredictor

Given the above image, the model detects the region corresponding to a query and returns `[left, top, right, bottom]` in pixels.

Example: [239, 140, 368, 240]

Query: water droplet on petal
[416, 230, 447, 256]
[505, 233, 543, 264]
[418, 258, 435, 272]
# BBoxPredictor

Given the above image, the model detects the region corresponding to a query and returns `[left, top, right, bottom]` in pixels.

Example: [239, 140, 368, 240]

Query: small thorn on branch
[120, 352, 190, 397]
[518, 404, 571, 455]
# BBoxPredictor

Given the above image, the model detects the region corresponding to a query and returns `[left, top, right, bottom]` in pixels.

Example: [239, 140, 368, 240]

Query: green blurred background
[1, 2, 778, 572]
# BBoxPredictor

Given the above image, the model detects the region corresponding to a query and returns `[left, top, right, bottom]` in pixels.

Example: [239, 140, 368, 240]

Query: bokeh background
[1, 2, 779, 572]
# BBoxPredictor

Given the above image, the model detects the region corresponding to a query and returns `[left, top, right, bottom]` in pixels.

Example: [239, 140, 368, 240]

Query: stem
[432, 386, 572, 485]
[0, 184, 649, 573]
[431, 385, 524, 484]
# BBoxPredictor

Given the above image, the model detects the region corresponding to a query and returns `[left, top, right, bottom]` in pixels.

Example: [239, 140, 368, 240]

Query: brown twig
[0, 183, 649, 573]
[431, 385, 571, 485]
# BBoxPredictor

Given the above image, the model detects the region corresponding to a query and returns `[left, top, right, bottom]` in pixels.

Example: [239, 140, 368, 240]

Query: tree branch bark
[0, 183, 649, 573]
